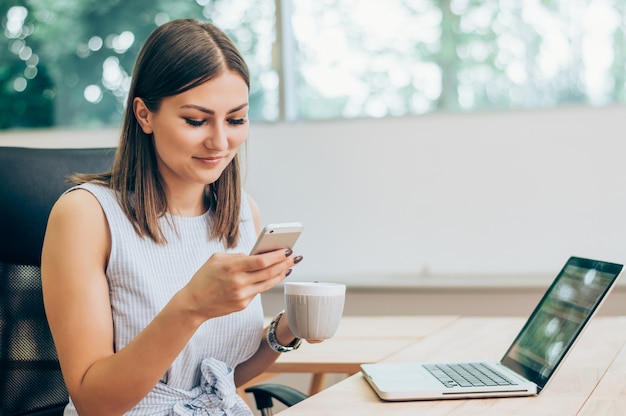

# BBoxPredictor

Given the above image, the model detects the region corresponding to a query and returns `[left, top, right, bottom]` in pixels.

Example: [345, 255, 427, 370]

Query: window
[0, 0, 277, 129]
[1, 0, 625, 130]
[289, 0, 626, 119]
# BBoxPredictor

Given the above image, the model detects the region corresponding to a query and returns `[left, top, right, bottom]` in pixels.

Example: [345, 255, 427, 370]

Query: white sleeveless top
[64, 183, 262, 415]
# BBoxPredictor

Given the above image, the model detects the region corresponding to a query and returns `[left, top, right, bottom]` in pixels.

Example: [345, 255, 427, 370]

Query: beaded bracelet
[266, 310, 302, 353]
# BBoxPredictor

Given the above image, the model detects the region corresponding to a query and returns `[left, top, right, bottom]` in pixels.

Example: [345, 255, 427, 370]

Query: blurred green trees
[0, 0, 276, 130]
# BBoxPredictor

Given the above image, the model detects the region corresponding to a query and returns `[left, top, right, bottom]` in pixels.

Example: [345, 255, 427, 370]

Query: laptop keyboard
[423, 362, 519, 388]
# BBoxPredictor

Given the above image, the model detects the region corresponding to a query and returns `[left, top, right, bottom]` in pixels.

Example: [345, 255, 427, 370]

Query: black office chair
[0, 145, 307, 416]
[245, 383, 308, 416]
[0, 146, 116, 416]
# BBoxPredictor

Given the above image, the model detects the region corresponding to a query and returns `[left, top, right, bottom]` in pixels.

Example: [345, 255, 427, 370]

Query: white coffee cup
[284, 281, 346, 339]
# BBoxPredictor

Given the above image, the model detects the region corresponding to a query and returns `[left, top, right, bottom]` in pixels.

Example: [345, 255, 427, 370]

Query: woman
[42, 18, 305, 415]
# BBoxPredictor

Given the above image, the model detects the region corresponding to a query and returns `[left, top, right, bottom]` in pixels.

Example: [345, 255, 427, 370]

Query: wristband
[266, 310, 302, 353]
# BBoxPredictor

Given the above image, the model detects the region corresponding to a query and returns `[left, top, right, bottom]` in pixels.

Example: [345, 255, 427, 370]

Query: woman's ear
[133, 97, 153, 134]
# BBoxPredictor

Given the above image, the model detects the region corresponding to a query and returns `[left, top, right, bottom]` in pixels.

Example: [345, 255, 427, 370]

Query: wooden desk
[241, 316, 460, 395]
[275, 316, 626, 415]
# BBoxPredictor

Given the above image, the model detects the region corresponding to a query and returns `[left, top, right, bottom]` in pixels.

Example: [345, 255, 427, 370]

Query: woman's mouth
[193, 156, 224, 167]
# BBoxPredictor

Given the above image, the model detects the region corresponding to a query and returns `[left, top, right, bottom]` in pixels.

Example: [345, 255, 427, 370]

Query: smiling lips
[193, 155, 224, 167]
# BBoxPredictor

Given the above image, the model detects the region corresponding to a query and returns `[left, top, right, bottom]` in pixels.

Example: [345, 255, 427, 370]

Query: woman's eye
[228, 117, 247, 125]
[185, 118, 205, 127]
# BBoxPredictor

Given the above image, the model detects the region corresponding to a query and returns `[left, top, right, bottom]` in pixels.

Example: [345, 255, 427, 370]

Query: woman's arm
[42, 191, 298, 415]
[234, 313, 299, 386]
[42, 190, 204, 415]
[233, 195, 303, 386]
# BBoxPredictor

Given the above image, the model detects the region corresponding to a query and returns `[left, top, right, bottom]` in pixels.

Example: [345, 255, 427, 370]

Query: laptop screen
[501, 256, 622, 391]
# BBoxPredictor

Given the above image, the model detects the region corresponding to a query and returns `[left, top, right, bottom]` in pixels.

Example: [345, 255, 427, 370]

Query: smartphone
[249, 222, 304, 255]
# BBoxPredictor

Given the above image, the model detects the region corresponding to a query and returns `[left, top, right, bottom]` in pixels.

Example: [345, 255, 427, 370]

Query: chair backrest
[0, 146, 116, 416]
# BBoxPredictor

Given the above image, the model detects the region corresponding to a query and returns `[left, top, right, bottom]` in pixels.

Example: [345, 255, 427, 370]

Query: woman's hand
[181, 248, 303, 321]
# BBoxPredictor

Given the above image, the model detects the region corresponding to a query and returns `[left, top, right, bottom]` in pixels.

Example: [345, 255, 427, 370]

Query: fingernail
[285, 268, 293, 277]
[284, 249, 293, 257]
[294, 255, 303, 264]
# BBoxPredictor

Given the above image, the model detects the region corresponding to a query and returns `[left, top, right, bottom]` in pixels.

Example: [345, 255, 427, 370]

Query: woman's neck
[165, 184, 208, 217]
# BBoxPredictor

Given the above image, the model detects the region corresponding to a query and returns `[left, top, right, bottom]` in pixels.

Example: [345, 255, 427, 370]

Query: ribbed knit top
[63, 183, 262, 415]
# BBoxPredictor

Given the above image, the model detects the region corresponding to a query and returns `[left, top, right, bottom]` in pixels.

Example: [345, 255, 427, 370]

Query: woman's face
[134, 70, 249, 191]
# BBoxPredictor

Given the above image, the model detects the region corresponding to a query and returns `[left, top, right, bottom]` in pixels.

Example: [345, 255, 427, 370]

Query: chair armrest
[244, 383, 308, 410]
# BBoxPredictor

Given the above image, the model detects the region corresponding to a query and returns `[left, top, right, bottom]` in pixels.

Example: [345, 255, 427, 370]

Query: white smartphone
[249, 222, 304, 255]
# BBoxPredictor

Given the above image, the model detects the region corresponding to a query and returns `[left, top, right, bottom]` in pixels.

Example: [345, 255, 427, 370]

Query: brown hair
[74, 19, 249, 247]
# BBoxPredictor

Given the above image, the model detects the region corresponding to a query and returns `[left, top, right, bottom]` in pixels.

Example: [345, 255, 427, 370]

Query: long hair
[74, 19, 249, 247]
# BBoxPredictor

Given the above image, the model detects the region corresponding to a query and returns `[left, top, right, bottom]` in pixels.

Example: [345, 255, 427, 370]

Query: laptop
[360, 256, 623, 401]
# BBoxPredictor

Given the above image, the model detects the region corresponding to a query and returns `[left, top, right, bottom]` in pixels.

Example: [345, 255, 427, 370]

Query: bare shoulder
[53, 187, 101, 210]
[44, 188, 110, 264]
[49, 188, 106, 226]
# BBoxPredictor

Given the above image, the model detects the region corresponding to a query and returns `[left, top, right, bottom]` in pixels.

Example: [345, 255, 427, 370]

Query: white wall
[245, 105, 626, 284]
[3, 104, 626, 286]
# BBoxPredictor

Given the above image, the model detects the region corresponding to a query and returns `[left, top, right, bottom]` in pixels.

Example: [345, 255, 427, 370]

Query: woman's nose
[204, 122, 228, 150]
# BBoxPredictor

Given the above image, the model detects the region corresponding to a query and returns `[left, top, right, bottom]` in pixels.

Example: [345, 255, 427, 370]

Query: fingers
[188, 250, 304, 319]
[246, 249, 304, 285]
[247, 248, 299, 269]
[246, 252, 303, 297]
[215, 249, 304, 300]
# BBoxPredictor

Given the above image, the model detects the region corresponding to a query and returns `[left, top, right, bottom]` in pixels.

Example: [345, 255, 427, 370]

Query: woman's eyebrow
[228, 103, 249, 114]
[180, 103, 248, 114]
